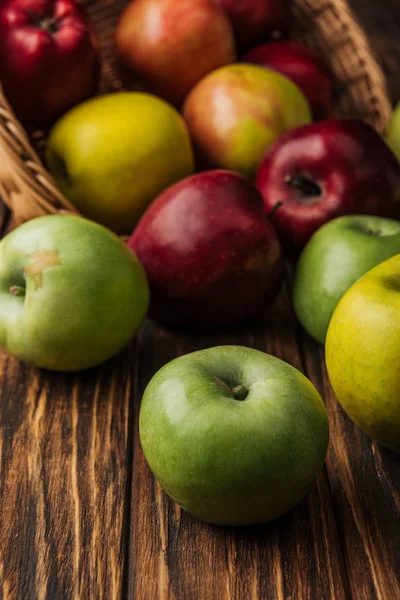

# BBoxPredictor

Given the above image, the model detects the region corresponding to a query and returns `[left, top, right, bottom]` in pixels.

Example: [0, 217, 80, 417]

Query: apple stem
[214, 377, 248, 401]
[231, 384, 248, 401]
[9, 285, 25, 297]
[267, 201, 283, 220]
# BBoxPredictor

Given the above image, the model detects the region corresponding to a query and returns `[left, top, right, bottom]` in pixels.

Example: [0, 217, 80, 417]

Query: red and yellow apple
[115, 0, 236, 107]
[183, 63, 311, 179]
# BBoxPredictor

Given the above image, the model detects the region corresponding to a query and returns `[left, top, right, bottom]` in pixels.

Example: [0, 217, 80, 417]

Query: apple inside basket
[0, 0, 393, 234]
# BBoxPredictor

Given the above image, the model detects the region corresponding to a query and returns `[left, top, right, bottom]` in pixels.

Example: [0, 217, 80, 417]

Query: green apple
[139, 345, 329, 526]
[46, 92, 194, 234]
[326, 254, 400, 453]
[293, 215, 400, 345]
[0, 215, 149, 371]
[387, 102, 400, 162]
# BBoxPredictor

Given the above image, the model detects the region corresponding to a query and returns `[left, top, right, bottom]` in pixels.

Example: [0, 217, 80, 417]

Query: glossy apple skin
[293, 215, 400, 344]
[0, 0, 100, 127]
[139, 345, 329, 526]
[47, 92, 194, 234]
[256, 119, 400, 257]
[183, 64, 311, 179]
[215, 0, 293, 52]
[129, 170, 284, 327]
[326, 255, 400, 454]
[115, 0, 236, 107]
[243, 41, 333, 119]
[0, 215, 149, 371]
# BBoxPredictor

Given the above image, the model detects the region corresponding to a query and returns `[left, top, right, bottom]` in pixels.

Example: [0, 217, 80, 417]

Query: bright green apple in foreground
[0, 215, 149, 371]
[293, 215, 400, 344]
[326, 254, 400, 454]
[46, 92, 194, 234]
[139, 345, 329, 526]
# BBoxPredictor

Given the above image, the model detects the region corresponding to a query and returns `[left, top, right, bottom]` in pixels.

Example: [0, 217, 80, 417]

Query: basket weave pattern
[0, 0, 393, 226]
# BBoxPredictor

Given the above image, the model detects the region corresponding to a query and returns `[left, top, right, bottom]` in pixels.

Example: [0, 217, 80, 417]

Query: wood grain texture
[0, 310, 136, 599]
[0, 1, 400, 599]
[127, 287, 350, 600]
[300, 338, 400, 600]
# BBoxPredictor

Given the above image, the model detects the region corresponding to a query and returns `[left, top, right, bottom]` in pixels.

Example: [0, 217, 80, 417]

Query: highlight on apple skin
[293, 215, 400, 344]
[0, 0, 100, 127]
[139, 345, 330, 526]
[183, 63, 311, 179]
[129, 170, 284, 328]
[46, 92, 194, 234]
[0, 215, 149, 371]
[326, 255, 400, 454]
[256, 119, 400, 258]
[115, 0, 236, 107]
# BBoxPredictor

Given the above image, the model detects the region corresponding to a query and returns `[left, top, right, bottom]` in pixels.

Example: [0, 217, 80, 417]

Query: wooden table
[1, 1, 400, 598]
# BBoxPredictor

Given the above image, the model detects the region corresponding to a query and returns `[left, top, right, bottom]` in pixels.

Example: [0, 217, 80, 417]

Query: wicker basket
[0, 0, 393, 227]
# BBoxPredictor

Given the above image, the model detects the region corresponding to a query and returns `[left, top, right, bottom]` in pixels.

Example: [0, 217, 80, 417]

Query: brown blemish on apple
[24, 250, 61, 288]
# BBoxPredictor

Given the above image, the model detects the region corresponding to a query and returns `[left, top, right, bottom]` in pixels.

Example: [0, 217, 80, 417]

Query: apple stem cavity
[214, 377, 248, 401]
[39, 17, 59, 34]
[9, 285, 25, 297]
[231, 384, 249, 401]
[285, 173, 322, 199]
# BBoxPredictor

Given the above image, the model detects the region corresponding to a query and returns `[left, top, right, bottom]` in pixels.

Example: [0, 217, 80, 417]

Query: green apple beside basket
[0, 0, 393, 227]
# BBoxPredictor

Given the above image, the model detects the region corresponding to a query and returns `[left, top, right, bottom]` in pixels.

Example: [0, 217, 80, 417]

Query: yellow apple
[46, 93, 194, 234]
[325, 254, 400, 453]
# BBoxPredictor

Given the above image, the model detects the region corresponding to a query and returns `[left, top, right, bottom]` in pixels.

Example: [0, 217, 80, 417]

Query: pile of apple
[1, 0, 399, 526]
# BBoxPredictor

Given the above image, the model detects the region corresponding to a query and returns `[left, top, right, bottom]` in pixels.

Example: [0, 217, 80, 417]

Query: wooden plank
[301, 338, 400, 600]
[127, 286, 350, 599]
[0, 344, 135, 599]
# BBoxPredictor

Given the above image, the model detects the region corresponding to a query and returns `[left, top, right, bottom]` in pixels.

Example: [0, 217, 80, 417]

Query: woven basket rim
[0, 0, 393, 227]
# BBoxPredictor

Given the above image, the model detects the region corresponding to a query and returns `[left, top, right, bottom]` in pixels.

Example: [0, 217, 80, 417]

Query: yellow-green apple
[326, 254, 400, 454]
[0, 0, 100, 127]
[243, 41, 333, 119]
[215, 0, 293, 52]
[256, 119, 400, 257]
[139, 345, 329, 525]
[387, 102, 400, 162]
[115, 0, 236, 107]
[0, 215, 149, 371]
[183, 64, 311, 179]
[293, 215, 400, 344]
[46, 92, 194, 234]
[129, 170, 284, 327]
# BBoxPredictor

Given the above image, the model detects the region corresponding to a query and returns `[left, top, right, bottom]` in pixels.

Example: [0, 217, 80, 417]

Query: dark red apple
[243, 41, 333, 119]
[256, 119, 400, 257]
[129, 170, 284, 327]
[215, 0, 293, 52]
[115, 0, 236, 107]
[0, 0, 100, 127]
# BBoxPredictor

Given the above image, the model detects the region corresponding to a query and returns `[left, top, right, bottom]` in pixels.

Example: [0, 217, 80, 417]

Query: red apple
[129, 170, 284, 327]
[0, 0, 100, 127]
[215, 0, 293, 51]
[115, 0, 236, 107]
[243, 41, 333, 119]
[256, 119, 400, 257]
